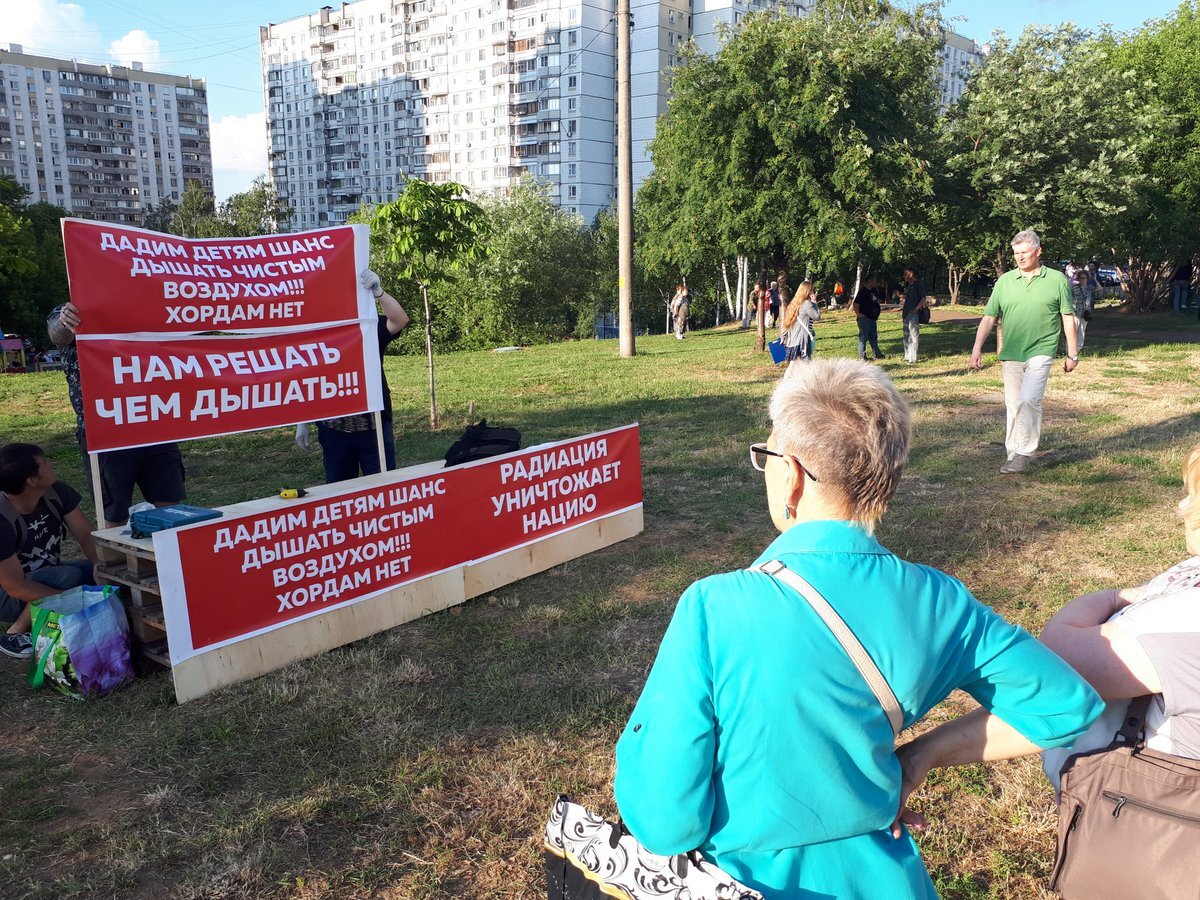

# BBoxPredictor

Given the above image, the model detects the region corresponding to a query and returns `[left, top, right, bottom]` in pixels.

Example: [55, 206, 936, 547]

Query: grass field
[1, 303, 1198, 899]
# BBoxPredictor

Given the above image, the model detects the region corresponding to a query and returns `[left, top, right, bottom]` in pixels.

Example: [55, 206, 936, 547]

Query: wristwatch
[1067, 354, 1079, 362]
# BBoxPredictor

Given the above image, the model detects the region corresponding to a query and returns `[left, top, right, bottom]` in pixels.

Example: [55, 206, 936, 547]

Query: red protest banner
[61, 219, 371, 334]
[76, 323, 381, 452]
[155, 425, 642, 658]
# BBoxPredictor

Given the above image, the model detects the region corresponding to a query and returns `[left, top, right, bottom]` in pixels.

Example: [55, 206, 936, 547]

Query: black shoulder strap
[44, 483, 64, 524]
[1116, 695, 1154, 749]
[0, 493, 21, 548]
[0, 485, 65, 550]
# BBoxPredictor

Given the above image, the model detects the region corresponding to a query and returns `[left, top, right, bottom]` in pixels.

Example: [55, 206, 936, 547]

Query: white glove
[295, 423, 313, 451]
[361, 269, 382, 298]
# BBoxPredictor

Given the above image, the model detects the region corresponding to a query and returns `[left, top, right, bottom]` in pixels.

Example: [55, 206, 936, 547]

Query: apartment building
[260, 0, 616, 230]
[938, 30, 985, 108]
[0, 45, 212, 225]
[261, 2, 981, 228]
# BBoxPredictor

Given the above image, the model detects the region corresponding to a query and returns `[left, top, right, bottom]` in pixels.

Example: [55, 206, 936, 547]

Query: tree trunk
[756, 287, 766, 352]
[721, 260, 735, 318]
[423, 282, 438, 429]
[852, 261, 863, 303]
[734, 255, 744, 328]
[947, 263, 963, 305]
[993, 246, 1006, 279]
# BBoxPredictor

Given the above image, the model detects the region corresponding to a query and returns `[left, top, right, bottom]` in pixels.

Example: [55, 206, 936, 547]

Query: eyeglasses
[749, 443, 819, 482]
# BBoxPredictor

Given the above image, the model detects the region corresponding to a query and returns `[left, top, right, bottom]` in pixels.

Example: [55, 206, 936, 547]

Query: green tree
[0, 181, 70, 343]
[1107, 4, 1200, 311]
[915, 159, 999, 304]
[936, 26, 1162, 282]
[372, 180, 487, 428]
[639, 1, 942, 347]
[219, 175, 291, 236]
[0, 178, 30, 211]
[444, 179, 594, 347]
[171, 182, 230, 238]
[141, 197, 178, 234]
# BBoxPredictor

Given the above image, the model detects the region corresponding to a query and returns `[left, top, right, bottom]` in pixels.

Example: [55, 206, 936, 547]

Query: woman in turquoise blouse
[614, 359, 1103, 899]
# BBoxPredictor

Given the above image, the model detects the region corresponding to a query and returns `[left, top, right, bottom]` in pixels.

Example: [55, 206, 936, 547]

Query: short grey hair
[769, 359, 911, 532]
[1012, 229, 1041, 248]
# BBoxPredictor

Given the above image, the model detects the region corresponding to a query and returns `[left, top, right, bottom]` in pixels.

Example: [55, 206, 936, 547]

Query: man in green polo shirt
[969, 230, 1079, 474]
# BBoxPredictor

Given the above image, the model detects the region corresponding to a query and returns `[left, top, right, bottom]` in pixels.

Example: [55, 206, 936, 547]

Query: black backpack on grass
[443, 419, 521, 467]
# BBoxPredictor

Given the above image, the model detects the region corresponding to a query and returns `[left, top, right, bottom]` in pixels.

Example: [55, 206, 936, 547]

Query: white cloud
[7, 0, 102, 59]
[212, 112, 267, 173]
[109, 29, 160, 69]
[212, 112, 268, 202]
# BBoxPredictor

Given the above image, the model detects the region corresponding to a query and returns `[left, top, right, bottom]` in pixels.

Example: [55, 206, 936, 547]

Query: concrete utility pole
[616, 0, 636, 357]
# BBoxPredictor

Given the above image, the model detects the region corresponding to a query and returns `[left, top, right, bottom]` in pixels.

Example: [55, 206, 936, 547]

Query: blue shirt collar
[753, 519, 888, 565]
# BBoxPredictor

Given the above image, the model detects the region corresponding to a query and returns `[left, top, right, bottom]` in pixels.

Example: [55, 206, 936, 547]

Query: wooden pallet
[94, 531, 169, 666]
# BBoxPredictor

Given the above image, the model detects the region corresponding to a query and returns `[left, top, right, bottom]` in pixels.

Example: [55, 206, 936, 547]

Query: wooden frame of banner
[166, 503, 642, 704]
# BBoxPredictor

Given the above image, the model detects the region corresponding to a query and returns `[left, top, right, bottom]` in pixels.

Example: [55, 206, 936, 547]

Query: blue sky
[5, 0, 1185, 200]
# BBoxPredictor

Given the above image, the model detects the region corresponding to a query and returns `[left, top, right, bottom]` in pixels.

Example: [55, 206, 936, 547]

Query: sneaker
[1000, 454, 1032, 474]
[0, 632, 32, 659]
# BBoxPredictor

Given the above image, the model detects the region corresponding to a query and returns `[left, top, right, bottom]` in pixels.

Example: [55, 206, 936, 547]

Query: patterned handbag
[543, 794, 763, 900]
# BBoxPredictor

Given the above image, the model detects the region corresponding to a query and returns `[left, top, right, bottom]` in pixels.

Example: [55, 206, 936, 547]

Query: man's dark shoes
[0, 632, 32, 659]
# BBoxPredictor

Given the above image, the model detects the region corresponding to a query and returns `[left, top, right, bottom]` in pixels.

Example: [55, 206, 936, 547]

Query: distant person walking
[1170, 260, 1193, 313]
[746, 282, 764, 329]
[852, 274, 885, 360]
[670, 284, 690, 340]
[767, 281, 781, 328]
[781, 280, 820, 365]
[969, 230, 1078, 475]
[900, 267, 929, 364]
[1070, 269, 1091, 351]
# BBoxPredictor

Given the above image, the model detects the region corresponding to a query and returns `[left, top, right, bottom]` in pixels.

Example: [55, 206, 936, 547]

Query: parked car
[1096, 266, 1120, 286]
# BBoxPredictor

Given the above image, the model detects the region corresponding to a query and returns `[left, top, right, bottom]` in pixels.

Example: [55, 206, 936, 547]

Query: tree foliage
[639, 0, 943, 294]
[440, 179, 594, 347]
[141, 197, 178, 234]
[1105, 3, 1200, 310]
[936, 25, 1163, 279]
[219, 175, 292, 236]
[0, 180, 70, 343]
[171, 182, 228, 237]
[168, 177, 289, 238]
[372, 179, 488, 427]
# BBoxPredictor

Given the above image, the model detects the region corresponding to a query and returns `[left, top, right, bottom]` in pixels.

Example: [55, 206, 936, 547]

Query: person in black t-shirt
[0, 443, 97, 659]
[295, 270, 411, 483]
[900, 267, 930, 364]
[851, 275, 885, 360]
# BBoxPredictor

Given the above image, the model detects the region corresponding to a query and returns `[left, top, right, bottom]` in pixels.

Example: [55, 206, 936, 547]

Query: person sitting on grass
[613, 358, 1102, 899]
[0, 443, 97, 659]
[901, 440, 1200, 796]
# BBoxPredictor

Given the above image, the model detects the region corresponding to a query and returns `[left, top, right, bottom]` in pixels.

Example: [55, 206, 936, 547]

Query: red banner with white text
[61, 219, 371, 334]
[76, 323, 381, 451]
[60, 220, 380, 451]
[153, 425, 642, 661]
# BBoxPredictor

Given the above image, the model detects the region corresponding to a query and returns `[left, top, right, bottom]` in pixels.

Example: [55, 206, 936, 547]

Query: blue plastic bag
[29, 585, 134, 699]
